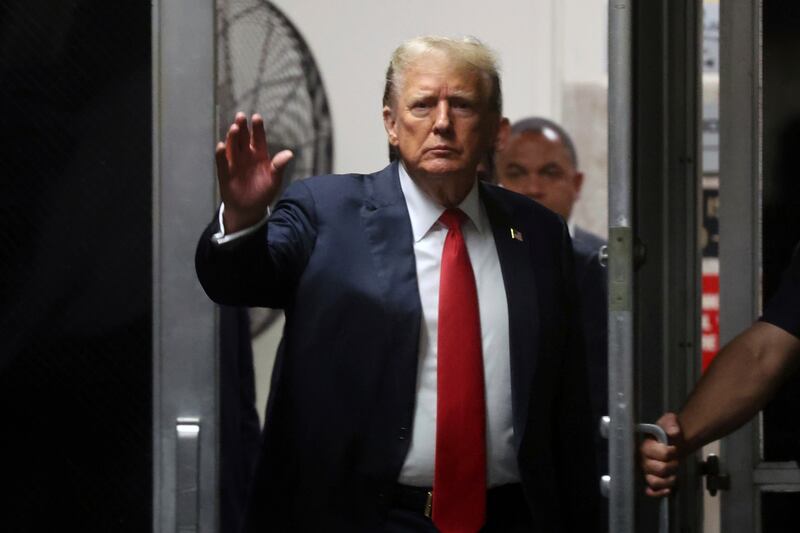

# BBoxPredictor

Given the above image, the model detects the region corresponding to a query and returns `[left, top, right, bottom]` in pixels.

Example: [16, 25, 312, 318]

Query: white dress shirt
[396, 164, 518, 487]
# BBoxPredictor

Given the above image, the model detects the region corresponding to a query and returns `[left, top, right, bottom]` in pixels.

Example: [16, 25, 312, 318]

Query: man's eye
[451, 100, 474, 110]
[408, 102, 432, 117]
[541, 165, 564, 179]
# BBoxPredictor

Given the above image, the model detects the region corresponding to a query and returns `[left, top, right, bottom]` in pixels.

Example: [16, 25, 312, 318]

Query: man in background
[494, 117, 608, 526]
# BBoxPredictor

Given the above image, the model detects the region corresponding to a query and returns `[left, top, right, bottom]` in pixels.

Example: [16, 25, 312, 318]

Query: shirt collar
[398, 162, 485, 242]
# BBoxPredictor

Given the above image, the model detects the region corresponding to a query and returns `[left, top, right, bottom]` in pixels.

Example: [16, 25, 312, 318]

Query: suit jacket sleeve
[195, 180, 318, 309]
[554, 223, 603, 531]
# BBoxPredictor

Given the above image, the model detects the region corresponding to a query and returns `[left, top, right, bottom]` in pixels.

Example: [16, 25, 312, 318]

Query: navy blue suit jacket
[196, 162, 599, 532]
[219, 306, 261, 533]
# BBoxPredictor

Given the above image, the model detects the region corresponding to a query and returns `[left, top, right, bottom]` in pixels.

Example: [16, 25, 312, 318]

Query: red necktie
[433, 208, 487, 533]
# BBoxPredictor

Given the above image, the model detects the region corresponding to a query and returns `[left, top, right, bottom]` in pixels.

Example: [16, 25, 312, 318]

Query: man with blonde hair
[197, 36, 599, 532]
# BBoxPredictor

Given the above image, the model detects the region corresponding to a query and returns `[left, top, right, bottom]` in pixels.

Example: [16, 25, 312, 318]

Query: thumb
[271, 150, 294, 175]
[657, 412, 682, 440]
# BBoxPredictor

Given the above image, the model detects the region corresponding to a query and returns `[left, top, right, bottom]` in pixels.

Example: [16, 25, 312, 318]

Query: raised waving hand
[215, 112, 294, 233]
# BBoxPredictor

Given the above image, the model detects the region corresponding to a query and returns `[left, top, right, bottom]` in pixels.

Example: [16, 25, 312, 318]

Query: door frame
[719, 0, 800, 531]
[152, 1, 220, 532]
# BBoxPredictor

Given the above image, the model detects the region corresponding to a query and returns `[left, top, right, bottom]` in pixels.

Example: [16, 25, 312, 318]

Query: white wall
[558, 0, 609, 238]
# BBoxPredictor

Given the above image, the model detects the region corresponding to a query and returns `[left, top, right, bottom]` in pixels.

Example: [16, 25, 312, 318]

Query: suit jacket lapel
[480, 183, 540, 451]
[361, 162, 420, 322]
[360, 162, 422, 466]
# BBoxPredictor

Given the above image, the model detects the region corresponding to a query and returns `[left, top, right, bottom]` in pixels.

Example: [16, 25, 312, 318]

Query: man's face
[383, 53, 499, 204]
[495, 130, 583, 220]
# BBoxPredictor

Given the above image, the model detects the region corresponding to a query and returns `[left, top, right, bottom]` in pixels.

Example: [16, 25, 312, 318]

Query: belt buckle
[424, 491, 433, 518]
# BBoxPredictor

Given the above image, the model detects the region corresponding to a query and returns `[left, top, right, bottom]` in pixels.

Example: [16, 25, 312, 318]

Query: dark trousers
[383, 484, 532, 533]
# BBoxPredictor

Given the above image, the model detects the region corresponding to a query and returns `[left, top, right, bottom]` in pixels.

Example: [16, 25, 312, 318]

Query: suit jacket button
[398, 427, 409, 440]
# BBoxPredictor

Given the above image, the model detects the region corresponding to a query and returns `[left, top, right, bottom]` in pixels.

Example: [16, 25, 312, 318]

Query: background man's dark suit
[571, 227, 608, 446]
[196, 162, 598, 532]
[572, 225, 608, 530]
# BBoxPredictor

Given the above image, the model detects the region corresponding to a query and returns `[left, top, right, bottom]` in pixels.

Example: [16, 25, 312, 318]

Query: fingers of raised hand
[215, 142, 230, 182]
[225, 122, 241, 165]
[251, 114, 269, 157]
[234, 112, 251, 153]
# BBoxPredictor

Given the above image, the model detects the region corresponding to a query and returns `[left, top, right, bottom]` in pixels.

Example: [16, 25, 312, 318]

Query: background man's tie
[433, 208, 487, 533]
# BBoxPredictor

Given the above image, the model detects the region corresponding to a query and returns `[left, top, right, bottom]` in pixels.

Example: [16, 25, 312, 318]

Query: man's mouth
[426, 145, 457, 155]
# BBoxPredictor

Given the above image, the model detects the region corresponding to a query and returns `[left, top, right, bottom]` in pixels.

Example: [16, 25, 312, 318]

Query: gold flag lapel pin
[510, 228, 524, 242]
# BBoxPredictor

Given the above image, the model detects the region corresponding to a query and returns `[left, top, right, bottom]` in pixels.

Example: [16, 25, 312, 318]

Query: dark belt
[391, 483, 524, 519]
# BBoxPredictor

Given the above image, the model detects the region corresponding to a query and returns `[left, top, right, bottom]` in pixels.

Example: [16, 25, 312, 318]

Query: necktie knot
[439, 208, 466, 231]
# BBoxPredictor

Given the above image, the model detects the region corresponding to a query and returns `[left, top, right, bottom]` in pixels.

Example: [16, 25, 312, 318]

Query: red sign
[701, 259, 720, 372]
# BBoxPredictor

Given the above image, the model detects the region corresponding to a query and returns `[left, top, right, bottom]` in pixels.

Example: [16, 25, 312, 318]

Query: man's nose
[432, 100, 452, 134]
[525, 176, 545, 199]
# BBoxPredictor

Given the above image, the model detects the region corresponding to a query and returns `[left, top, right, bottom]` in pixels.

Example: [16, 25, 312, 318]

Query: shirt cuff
[212, 203, 270, 245]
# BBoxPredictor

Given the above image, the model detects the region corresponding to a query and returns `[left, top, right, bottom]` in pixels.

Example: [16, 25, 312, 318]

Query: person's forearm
[678, 321, 800, 455]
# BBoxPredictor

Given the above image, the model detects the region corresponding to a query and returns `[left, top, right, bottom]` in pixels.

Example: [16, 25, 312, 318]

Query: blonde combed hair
[382, 35, 502, 115]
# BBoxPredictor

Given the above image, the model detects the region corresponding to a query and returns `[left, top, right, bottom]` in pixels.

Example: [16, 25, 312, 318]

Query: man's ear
[383, 105, 399, 146]
[572, 171, 585, 196]
[495, 117, 511, 152]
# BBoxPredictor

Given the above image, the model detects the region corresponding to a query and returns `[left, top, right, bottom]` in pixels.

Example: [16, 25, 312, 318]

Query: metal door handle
[599, 417, 669, 533]
[636, 423, 669, 533]
[176, 418, 200, 533]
